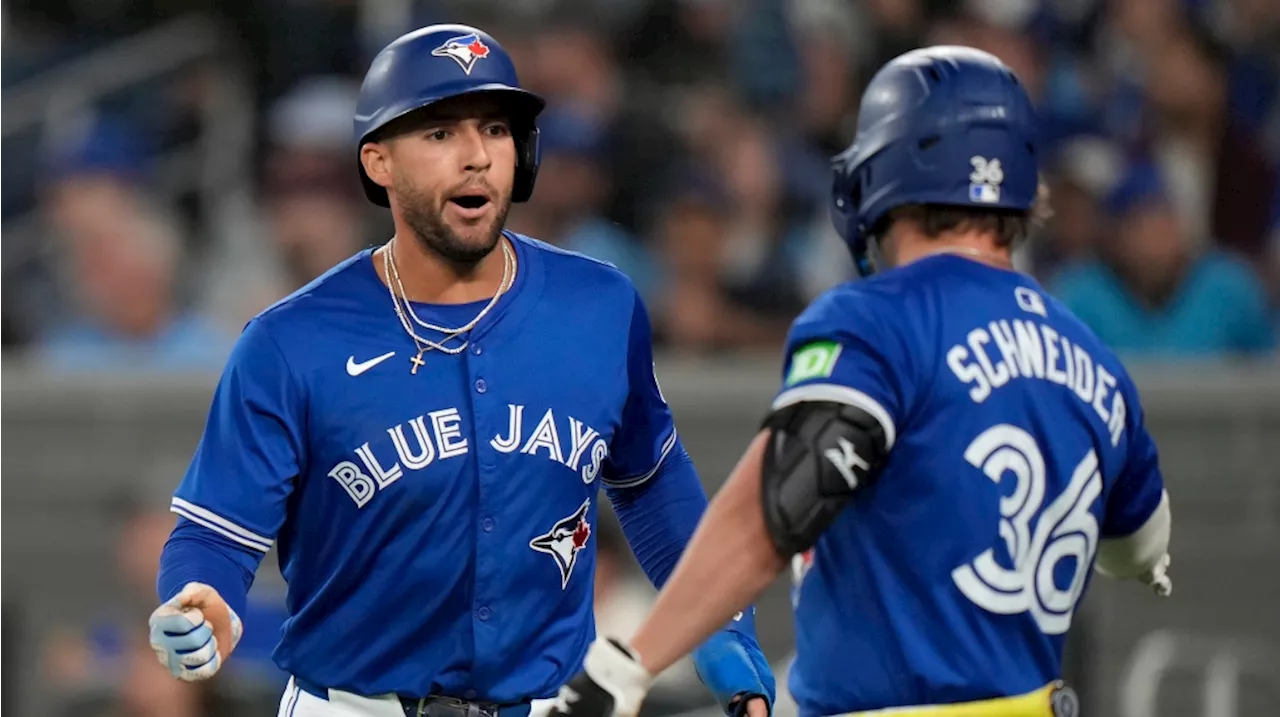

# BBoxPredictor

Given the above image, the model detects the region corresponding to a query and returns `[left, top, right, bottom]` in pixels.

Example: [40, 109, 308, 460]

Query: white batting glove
[550, 638, 655, 717]
[148, 582, 242, 681]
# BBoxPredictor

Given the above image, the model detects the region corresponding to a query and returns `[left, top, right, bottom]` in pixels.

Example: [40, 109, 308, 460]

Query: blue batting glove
[690, 607, 776, 716]
[148, 582, 242, 682]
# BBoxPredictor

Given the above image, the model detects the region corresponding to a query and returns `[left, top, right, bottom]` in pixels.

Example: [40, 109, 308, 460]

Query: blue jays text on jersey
[156, 233, 718, 702]
[776, 254, 1166, 715]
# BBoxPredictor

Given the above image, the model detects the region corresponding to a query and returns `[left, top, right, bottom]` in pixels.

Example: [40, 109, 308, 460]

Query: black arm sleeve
[759, 400, 889, 557]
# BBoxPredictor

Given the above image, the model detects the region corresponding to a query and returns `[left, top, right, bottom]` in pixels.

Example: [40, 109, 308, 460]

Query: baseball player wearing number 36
[548, 46, 1173, 717]
[148, 24, 775, 717]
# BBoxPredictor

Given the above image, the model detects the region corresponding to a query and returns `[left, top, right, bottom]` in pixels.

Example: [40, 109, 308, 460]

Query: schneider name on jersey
[776, 254, 1167, 715]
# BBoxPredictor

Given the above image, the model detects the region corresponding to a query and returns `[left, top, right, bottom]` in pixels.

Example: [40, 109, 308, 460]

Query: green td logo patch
[785, 340, 842, 386]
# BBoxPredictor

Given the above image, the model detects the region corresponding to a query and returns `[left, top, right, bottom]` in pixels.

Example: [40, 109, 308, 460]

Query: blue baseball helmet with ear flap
[353, 24, 546, 207]
[830, 46, 1040, 276]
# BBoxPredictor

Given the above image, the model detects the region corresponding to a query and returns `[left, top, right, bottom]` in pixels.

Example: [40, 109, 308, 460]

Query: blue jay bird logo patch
[790, 548, 815, 608]
[431, 33, 491, 75]
[529, 498, 592, 589]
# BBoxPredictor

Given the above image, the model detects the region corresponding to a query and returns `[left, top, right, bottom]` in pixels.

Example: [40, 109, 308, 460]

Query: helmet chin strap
[863, 234, 885, 275]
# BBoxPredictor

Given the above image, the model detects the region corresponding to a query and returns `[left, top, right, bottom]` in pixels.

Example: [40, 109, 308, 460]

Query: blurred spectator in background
[1102, 0, 1279, 250]
[262, 76, 369, 291]
[758, 0, 857, 303]
[35, 117, 234, 372]
[651, 167, 734, 351]
[623, 0, 733, 89]
[651, 162, 796, 353]
[197, 76, 371, 329]
[531, 12, 685, 240]
[507, 105, 657, 302]
[1137, 20, 1276, 263]
[1029, 136, 1126, 278]
[655, 85, 817, 352]
[1051, 163, 1276, 358]
[857, 0, 931, 71]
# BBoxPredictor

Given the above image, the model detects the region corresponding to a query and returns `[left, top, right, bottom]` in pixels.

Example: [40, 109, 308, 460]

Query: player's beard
[396, 175, 511, 269]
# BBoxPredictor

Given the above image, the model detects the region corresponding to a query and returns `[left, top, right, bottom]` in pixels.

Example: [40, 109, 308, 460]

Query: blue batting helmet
[831, 46, 1040, 276]
[353, 24, 546, 207]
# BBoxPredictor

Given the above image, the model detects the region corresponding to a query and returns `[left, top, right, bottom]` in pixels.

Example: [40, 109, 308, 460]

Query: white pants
[277, 677, 558, 717]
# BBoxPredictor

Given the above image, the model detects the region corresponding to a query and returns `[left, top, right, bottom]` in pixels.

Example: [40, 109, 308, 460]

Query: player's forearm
[157, 521, 258, 619]
[630, 433, 785, 676]
[607, 450, 709, 588]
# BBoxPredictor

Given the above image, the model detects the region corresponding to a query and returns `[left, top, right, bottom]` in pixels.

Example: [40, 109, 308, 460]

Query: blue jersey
[776, 255, 1166, 714]
[167, 233, 691, 700]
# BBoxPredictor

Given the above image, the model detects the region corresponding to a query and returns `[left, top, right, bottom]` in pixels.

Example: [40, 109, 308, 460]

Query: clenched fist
[148, 582, 242, 681]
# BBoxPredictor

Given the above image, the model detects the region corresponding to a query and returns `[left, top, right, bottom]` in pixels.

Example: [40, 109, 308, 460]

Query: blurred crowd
[4, 0, 1280, 367]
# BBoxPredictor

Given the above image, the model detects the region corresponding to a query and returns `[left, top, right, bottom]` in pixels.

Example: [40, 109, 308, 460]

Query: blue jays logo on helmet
[529, 498, 592, 589]
[830, 46, 1040, 276]
[431, 33, 492, 75]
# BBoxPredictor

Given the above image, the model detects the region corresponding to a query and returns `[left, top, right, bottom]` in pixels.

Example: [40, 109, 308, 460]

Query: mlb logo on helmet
[431, 33, 491, 75]
[969, 184, 1000, 203]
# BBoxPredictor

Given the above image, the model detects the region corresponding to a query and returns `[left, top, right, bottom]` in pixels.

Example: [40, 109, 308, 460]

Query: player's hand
[730, 695, 770, 717]
[1095, 549, 1172, 597]
[550, 638, 655, 717]
[148, 582, 242, 681]
[1139, 553, 1172, 597]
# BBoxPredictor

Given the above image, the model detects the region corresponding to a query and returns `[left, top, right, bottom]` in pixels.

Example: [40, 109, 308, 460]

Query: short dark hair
[878, 179, 1052, 249]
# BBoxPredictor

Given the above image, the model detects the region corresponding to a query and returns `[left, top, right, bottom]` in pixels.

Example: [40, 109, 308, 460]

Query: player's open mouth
[448, 193, 491, 220]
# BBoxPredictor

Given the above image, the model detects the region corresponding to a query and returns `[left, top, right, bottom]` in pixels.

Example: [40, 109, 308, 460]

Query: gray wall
[4, 360, 1279, 717]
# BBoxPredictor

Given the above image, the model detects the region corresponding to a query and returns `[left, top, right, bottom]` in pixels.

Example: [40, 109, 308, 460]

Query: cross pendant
[410, 352, 426, 374]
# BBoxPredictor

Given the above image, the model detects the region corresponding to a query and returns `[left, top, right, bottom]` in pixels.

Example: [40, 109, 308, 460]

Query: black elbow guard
[760, 400, 889, 557]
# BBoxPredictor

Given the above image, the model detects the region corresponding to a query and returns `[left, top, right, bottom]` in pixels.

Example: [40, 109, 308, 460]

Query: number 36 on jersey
[952, 424, 1102, 635]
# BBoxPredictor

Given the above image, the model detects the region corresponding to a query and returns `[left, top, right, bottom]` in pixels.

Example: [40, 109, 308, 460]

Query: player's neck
[893, 230, 1013, 271]
[377, 233, 512, 305]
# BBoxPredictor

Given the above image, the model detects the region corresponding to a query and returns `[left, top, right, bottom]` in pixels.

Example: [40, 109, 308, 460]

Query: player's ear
[360, 142, 394, 191]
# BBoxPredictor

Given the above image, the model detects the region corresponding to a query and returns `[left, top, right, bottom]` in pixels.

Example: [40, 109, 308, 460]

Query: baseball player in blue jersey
[547, 47, 1174, 717]
[146, 24, 774, 717]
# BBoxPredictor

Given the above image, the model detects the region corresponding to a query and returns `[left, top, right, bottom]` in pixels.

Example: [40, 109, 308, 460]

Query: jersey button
[481, 517, 494, 532]
[477, 606, 491, 621]
[471, 344, 483, 356]
[475, 379, 487, 393]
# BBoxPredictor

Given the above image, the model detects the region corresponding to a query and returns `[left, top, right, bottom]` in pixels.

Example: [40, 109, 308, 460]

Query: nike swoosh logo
[346, 351, 396, 376]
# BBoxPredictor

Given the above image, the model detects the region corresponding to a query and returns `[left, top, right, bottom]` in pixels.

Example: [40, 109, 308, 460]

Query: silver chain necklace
[382, 238, 515, 373]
